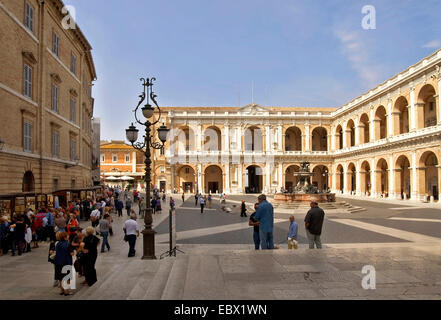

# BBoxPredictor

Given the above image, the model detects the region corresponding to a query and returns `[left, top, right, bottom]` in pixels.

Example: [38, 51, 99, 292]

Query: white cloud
[422, 40, 441, 49]
[334, 29, 381, 88]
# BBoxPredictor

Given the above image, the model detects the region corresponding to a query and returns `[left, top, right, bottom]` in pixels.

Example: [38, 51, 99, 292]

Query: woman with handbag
[81, 226, 100, 287]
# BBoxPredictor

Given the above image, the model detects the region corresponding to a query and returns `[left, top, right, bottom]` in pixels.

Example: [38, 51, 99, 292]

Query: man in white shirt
[123, 213, 139, 257]
[90, 208, 101, 227]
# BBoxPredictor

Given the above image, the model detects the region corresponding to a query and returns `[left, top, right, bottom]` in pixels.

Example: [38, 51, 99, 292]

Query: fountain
[274, 162, 336, 203]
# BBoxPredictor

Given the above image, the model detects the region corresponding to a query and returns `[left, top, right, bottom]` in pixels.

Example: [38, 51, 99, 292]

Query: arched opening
[203, 126, 221, 151]
[336, 164, 344, 193]
[419, 151, 439, 201]
[376, 158, 389, 197]
[417, 84, 438, 129]
[375, 106, 387, 140]
[395, 155, 411, 200]
[346, 120, 355, 147]
[285, 165, 300, 192]
[245, 165, 263, 193]
[285, 126, 302, 151]
[312, 165, 329, 192]
[335, 125, 343, 150]
[393, 97, 409, 135]
[311, 127, 328, 151]
[244, 126, 263, 152]
[360, 161, 371, 196]
[359, 113, 370, 144]
[204, 165, 223, 194]
[173, 126, 196, 152]
[177, 165, 195, 193]
[347, 163, 356, 194]
[22, 171, 35, 192]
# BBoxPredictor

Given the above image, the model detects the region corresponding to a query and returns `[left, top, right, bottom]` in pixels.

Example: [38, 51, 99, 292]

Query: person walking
[11, 214, 26, 256]
[115, 199, 123, 217]
[170, 197, 175, 211]
[199, 195, 205, 214]
[240, 200, 247, 217]
[82, 227, 100, 286]
[139, 197, 146, 219]
[287, 215, 299, 249]
[99, 214, 111, 253]
[156, 198, 162, 214]
[194, 193, 198, 206]
[123, 213, 139, 257]
[125, 197, 132, 216]
[248, 203, 260, 250]
[0, 217, 10, 255]
[90, 207, 100, 228]
[208, 194, 212, 209]
[182, 192, 185, 203]
[254, 194, 274, 250]
[151, 198, 157, 215]
[304, 201, 325, 249]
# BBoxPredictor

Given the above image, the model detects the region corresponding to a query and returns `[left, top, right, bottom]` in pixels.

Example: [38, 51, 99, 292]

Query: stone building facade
[0, 0, 97, 195]
[151, 49, 441, 203]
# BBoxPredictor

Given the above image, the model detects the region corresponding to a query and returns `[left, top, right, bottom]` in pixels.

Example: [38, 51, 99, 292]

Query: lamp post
[125, 77, 169, 260]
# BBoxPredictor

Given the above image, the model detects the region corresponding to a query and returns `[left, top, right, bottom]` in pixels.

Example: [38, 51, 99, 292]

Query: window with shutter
[25, 3, 34, 32]
[23, 121, 32, 152]
[24, 65, 32, 98]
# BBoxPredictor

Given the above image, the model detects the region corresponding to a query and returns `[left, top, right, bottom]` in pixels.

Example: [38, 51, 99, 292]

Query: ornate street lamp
[125, 77, 169, 259]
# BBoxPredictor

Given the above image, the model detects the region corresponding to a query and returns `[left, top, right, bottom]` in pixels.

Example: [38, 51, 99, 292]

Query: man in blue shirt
[254, 194, 274, 250]
[45, 210, 55, 241]
[287, 215, 298, 249]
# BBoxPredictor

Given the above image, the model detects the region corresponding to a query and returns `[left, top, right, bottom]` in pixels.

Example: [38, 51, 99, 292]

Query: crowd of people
[0, 186, 151, 296]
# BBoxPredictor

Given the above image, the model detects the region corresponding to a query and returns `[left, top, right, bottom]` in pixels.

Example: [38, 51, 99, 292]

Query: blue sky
[65, 0, 441, 140]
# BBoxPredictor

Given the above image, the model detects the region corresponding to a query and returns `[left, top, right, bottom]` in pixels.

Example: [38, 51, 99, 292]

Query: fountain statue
[274, 161, 335, 203]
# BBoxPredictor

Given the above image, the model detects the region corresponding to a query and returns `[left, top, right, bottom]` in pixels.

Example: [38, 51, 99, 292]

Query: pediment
[238, 103, 268, 115]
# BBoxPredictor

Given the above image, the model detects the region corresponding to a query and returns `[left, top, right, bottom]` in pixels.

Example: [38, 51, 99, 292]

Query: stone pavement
[1, 194, 441, 300]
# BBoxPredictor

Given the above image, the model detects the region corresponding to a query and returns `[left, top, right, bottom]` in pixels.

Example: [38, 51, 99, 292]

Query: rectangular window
[53, 32, 59, 56]
[100, 155, 105, 162]
[23, 121, 32, 153]
[71, 179, 76, 189]
[24, 64, 32, 98]
[160, 166, 165, 173]
[70, 98, 76, 122]
[125, 154, 130, 162]
[53, 179, 58, 192]
[160, 147, 164, 155]
[52, 131, 59, 158]
[71, 54, 77, 74]
[25, 3, 34, 32]
[112, 154, 117, 162]
[51, 84, 58, 112]
[70, 138, 76, 161]
[185, 168, 190, 174]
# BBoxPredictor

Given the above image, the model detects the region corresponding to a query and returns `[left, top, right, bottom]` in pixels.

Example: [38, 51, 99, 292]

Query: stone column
[354, 118, 360, 146]
[170, 165, 175, 193]
[416, 166, 426, 202]
[411, 151, 418, 200]
[370, 159, 377, 197]
[224, 163, 230, 194]
[437, 165, 441, 204]
[389, 155, 395, 199]
[197, 163, 203, 194]
[393, 168, 402, 200]
[369, 107, 375, 142]
[223, 125, 229, 152]
[196, 123, 202, 151]
[410, 85, 416, 131]
[278, 162, 283, 192]
[343, 167, 348, 194]
[387, 98, 393, 137]
[265, 125, 271, 153]
[265, 162, 271, 193]
[356, 167, 361, 196]
[331, 167, 337, 192]
[330, 126, 335, 151]
[277, 125, 283, 151]
[304, 123, 310, 151]
[237, 165, 243, 193]
[438, 75, 441, 125]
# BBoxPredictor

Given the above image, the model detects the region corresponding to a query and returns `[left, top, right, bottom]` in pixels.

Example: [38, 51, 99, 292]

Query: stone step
[142, 257, 175, 299]
[161, 255, 190, 300]
[72, 263, 122, 300]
